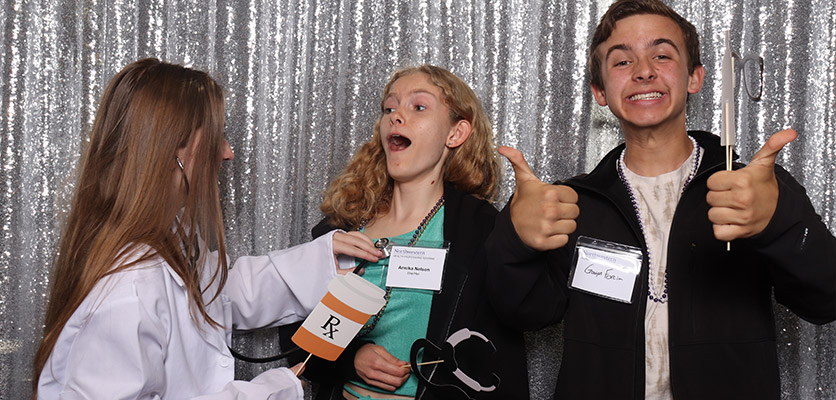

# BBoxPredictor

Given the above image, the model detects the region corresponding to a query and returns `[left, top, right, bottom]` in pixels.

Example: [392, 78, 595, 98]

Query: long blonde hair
[321, 65, 499, 228]
[32, 58, 229, 392]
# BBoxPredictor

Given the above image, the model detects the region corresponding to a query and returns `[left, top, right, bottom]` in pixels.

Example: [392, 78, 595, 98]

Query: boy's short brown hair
[589, 0, 702, 89]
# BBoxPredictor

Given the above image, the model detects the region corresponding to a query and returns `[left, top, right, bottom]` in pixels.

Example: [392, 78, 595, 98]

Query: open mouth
[388, 134, 412, 151]
[629, 91, 663, 101]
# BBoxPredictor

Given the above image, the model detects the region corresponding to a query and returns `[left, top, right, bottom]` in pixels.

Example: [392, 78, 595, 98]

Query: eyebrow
[604, 38, 680, 60]
[384, 89, 438, 102]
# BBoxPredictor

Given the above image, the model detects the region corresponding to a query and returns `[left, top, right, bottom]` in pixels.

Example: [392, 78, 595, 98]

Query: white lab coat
[38, 230, 341, 399]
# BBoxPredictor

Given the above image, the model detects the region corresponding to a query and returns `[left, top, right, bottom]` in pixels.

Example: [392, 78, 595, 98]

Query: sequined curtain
[1, 0, 834, 399]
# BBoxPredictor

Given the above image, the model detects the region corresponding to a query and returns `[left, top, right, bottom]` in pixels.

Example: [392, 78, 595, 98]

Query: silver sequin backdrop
[1, 0, 834, 399]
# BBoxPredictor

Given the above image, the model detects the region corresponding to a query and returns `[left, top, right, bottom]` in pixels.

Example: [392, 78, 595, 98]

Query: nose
[389, 109, 404, 125]
[222, 139, 234, 161]
[633, 57, 656, 81]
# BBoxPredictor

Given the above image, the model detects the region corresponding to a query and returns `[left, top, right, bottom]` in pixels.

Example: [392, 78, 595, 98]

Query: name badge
[568, 236, 642, 303]
[385, 244, 448, 291]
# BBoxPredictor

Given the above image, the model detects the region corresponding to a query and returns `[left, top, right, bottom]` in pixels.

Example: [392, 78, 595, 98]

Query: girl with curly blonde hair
[303, 65, 529, 400]
[320, 64, 499, 230]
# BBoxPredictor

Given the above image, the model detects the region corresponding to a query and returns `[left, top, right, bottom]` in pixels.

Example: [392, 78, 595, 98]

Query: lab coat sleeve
[224, 230, 340, 330]
[191, 368, 302, 400]
[50, 286, 168, 399]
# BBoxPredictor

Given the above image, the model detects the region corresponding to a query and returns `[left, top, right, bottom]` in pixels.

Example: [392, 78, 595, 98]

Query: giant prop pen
[721, 30, 735, 252]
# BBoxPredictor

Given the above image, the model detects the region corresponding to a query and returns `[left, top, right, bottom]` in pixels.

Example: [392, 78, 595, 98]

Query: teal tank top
[347, 206, 444, 398]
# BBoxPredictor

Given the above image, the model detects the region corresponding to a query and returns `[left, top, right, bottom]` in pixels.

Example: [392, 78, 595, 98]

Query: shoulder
[563, 141, 623, 189]
[112, 245, 175, 288]
[689, 130, 721, 149]
[443, 184, 498, 244]
[444, 183, 498, 219]
[39, 249, 175, 399]
[49, 247, 173, 354]
[77, 246, 178, 324]
[312, 217, 345, 239]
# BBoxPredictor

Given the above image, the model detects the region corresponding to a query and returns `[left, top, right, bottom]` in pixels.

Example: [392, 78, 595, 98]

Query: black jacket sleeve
[748, 165, 836, 324]
[484, 200, 571, 331]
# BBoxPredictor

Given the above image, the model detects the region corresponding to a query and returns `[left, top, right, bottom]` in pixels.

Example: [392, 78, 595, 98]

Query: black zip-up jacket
[486, 131, 836, 399]
[287, 183, 529, 400]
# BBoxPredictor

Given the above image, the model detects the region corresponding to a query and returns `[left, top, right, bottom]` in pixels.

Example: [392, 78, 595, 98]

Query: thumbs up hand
[500, 146, 579, 251]
[706, 129, 798, 241]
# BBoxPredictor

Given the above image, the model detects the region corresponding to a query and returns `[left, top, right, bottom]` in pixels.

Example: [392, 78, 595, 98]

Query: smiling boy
[486, 0, 836, 399]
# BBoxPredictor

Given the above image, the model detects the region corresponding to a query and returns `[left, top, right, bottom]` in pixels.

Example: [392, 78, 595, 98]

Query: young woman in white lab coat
[32, 58, 382, 399]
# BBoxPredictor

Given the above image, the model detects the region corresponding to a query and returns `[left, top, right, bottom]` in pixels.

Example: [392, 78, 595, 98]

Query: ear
[687, 65, 705, 94]
[446, 119, 472, 148]
[176, 129, 203, 164]
[591, 83, 608, 106]
[175, 146, 189, 164]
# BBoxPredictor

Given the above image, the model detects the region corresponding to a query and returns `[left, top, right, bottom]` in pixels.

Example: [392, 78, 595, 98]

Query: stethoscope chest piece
[374, 237, 392, 259]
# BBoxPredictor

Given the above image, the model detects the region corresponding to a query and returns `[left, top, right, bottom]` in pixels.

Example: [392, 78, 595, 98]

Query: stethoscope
[353, 237, 393, 274]
[228, 237, 394, 363]
[410, 328, 501, 399]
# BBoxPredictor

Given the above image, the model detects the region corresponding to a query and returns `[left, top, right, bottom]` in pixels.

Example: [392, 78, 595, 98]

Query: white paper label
[385, 245, 447, 291]
[300, 303, 363, 348]
[569, 243, 641, 303]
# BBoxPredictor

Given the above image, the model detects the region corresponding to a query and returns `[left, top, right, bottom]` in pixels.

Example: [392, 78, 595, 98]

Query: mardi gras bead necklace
[357, 195, 445, 337]
[616, 136, 701, 304]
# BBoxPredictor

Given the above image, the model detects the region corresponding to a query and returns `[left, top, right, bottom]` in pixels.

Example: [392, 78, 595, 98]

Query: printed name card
[385, 245, 448, 291]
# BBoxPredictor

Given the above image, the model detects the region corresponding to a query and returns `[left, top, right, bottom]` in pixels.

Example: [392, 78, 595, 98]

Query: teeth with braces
[630, 92, 662, 101]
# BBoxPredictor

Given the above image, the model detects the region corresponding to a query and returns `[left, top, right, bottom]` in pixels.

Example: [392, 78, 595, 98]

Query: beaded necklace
[356, 194, 445, 337]
[616, 136, 701, 304]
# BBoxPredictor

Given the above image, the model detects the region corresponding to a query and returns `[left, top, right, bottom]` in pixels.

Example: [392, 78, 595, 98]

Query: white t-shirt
[620, 143, 701, 400]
